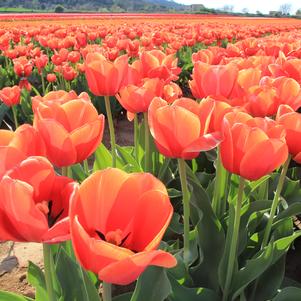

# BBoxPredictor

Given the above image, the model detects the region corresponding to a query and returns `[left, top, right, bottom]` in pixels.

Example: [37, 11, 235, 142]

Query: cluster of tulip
[1, 16, 301, 301]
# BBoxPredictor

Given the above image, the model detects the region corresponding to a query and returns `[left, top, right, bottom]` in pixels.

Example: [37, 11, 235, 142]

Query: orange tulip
[189, 62, 238, 99]
[85, 53, 128, 96]
[148, 97, 222, 159]
[0, 156, 75, 243]
[34, 92, 104, 167]
[140, 50, 181, 82]
[70, 168, 176, 285]
[0, 86, 21, 107]
[276, 105, 301, 163]
[220, 111, 288, 180]
[163, 82, 182, 103]
[117, 78, 164, 114]
[244, 77, 301, 117]
[0, 124, 45, 178]
[32, 90, 90, 112]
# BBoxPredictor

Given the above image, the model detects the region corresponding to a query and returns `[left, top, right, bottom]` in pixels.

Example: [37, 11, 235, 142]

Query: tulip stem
[102, 282, 112, 301]
[261, 156, 291, 248]
[83, 159, 89, 175]
[41, 71, 46, 95]
[134, 114, 139, 162]
[212, 148, 229, 218]
[143, 112, 150, 173]
[104, 96, 117, 168]
[43, 244, 56, 301]
[222, 177, 245, 301]
[178, 158, 190, 265]
[250, 156, 291, 301]
[12, 106, 19, 129]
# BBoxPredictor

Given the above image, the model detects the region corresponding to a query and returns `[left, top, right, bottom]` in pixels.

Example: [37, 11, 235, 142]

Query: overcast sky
[175, 0, 300, 14]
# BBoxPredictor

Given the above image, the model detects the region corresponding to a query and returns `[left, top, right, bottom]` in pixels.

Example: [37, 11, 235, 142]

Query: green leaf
[113, 293, 133, 301]
[70, 164, 86, 182]
[188, 178, 225, 291]
[230, 243, 274, 300]
[273, 287, 301, 301]
[274, 203, 301, 224]
[248, 256, 286, 300]
[130, 267, 171, 301]
[55, 248, 100, 301]
[0, 291, 34, 301]
[93, 143, 122, 171]
[0, 103, 9, 126]
[116, 145, 142, 172]
[27, 261, 49, 301]
[168, 275, 220, 301]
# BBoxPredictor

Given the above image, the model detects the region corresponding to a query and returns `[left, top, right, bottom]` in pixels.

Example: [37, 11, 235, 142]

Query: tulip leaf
[274, 203, 301, 224]
[167, 275, 220, 301]
[70, 164, 86, 182]
[93, 143, 122, 171]
[113, 293, 133, 301]
[130, 266, 172, 301]
[272, 287, 301, 301]
[188, 178, 225, 291]
[55, 248, 101, 301]
[0, 291, 34, 301]
[0, 103, 9, 126]
[27, 261, 49, 301]
[248, 256, 286, 301]
[116, 145, 142, 172]
[230, 231, 301, 300]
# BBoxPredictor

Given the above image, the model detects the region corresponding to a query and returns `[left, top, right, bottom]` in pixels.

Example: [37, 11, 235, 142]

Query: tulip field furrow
[1, 13, 301, 301]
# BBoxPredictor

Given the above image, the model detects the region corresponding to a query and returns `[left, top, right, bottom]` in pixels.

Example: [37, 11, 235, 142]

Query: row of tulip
[1, 17, 301, 301]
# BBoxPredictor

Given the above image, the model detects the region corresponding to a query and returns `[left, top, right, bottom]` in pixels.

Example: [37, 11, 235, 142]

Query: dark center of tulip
[47, 201, 64, 228]
[95, 229, 132, 249]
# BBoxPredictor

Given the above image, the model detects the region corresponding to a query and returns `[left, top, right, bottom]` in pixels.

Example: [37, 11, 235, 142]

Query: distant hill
[0, 0, 187, 12]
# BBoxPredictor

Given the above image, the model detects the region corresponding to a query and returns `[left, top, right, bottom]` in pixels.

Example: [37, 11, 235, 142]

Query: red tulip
[220, 111, 288, 180]
[85, 53, 128, 96]
[148, 97, 222, 159]
[0, 86, 21, 107]
[0, 156, 75, 243]
[70, 168, 176, 285]
[276, 105, 301, 163]
[34, 91, 104, 167]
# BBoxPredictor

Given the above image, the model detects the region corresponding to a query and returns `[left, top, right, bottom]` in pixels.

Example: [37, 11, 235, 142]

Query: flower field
[1, 13, 301, 301]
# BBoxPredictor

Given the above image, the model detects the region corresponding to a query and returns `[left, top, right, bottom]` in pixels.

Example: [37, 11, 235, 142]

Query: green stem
[178, 158, 190, 265]
[212, 148, 228, 218]
[104, 96, 117, 168]
[143, 112, 150, 172]
[102, 282, 112, 301]
[222, 177, 245, 301]
[261, 156, 291, 248]
[83, 159, 89, 175]
[251, 156, 291, 301]
[12, 106, 19, 129]
[134, 114, 139, 162]
[41, 71, 46, 96]
[62, 166, 68, 177]
[43, 244, 56, 301]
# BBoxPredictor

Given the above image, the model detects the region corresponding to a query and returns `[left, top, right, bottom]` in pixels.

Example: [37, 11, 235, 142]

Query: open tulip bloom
[69, 168, 176, 285]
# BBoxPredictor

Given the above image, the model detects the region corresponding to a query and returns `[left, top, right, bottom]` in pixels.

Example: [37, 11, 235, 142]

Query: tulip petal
[240, 139, 288, 180]
[98, 250, 177, 285]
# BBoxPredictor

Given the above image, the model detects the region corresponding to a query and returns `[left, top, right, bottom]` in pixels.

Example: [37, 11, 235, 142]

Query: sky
[175, 0, 300, 14]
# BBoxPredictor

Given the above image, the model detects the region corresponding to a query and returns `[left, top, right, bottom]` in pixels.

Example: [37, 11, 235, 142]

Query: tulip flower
[117, 78, 164, 115]
[189, 62, 238, 99]
[85, 53, 128, 96]
[0, 124, 45, 178]
[140, 50, 181, 82]
[220, 111, 288, 181]
[70, 168, 176, 285]
[148, 97, 222, 159]
[34, 92, 105, 167]
[0, 156, 75, 243]
[0, 85, 21, 107]
[276, 105, 301, 163]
